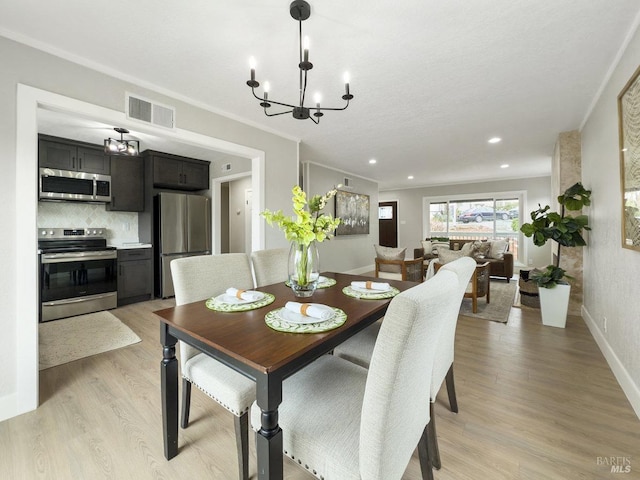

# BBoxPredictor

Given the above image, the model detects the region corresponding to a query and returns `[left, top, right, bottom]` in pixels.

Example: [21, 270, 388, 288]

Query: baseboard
[582, 306, 640, 420]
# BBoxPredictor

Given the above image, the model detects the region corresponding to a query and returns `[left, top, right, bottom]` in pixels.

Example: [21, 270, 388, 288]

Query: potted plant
[520, 182, 592, 327]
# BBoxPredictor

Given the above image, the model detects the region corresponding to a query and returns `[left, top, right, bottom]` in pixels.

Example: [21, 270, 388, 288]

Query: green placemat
[342, 286, 400, 300]
[285, 277, 337, 289]
[206, 292, 275, 312]
[265, 307, 347, 333]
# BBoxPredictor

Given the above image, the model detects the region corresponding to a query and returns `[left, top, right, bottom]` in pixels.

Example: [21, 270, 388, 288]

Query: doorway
[14, 85, 267, 420]
[220, 176, 252, 253]
[378, 201, 398, 247]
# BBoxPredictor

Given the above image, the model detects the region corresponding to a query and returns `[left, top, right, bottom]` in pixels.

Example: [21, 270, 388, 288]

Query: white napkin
[351, 281, 391, 291]
[225, 288, 263, 302]
[285, 302, 334, 320]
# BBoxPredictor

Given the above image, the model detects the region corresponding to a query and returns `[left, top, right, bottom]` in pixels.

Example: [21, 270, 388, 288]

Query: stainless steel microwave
[39, 168, 111, 203]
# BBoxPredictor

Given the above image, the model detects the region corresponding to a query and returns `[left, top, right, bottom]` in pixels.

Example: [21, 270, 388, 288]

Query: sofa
[414, 238, 514, 282]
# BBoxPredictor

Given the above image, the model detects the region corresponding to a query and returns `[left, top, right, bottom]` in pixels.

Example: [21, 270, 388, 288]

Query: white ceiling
[3, 0, 640, 190]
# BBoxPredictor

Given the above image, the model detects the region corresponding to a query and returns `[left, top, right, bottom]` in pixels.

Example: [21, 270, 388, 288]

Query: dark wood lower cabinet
[118, 248, 153, 306]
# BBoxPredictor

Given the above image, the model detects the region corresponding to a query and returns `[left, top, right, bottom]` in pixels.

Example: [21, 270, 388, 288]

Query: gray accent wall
[581, 24, 640, 416]
[302, 162, 379, 273]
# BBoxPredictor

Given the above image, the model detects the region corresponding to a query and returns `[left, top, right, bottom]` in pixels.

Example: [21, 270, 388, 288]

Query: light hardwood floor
[1, 297, 638, 479]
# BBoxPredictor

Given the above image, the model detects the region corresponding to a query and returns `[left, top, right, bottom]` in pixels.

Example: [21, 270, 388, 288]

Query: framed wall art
[618, 63, 640, 251]
[335, 190, 370, 235]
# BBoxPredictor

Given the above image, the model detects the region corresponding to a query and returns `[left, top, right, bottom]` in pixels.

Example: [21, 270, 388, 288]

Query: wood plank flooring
[1, 297, 638, 479]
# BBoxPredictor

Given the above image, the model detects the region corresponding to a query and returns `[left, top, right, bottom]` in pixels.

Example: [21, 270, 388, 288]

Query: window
[423, 194, 523, 264]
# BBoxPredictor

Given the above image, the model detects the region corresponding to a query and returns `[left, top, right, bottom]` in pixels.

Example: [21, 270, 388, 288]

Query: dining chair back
[171, 253, 255, 480]
[332, 257, 475, 471]
[250, 270, 459, 480]
[250, 247, 289, 287]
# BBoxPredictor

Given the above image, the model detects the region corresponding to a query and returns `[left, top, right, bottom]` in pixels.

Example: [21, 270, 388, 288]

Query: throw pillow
[431, 240, 450, 255]
[488, 239, 508, 259]
[374, 245, 406, 273]
[421, 240, 433, 257]
[473, 241, 491, 259]
[438, 248, 464, 264]
[460, 241, 476, 257]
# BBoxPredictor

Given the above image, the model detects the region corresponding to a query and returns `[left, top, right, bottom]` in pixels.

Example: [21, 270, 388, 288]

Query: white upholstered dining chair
[332, 256, 476, 470]
[250, 247, 289, 287]
[171, 253, 256, 480]
[250, 270, 461, 480]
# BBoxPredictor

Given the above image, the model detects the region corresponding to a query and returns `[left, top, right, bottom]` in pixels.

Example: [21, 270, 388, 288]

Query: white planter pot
[538, 283, 571, 328]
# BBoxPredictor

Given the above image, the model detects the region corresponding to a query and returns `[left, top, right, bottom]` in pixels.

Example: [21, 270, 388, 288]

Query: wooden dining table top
[153, 272, 418, 376]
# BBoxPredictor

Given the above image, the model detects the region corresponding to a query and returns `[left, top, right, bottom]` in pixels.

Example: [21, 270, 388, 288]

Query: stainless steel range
[38, 228, 117, 322]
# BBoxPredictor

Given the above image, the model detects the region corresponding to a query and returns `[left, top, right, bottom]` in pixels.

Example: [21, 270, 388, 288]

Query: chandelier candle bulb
[303, 36, 309, 63]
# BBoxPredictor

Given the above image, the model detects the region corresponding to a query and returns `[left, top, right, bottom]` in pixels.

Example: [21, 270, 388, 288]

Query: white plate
[350, 285, 391, 294]
[277, 305, 335, 325]
[214, 292, 265, 305]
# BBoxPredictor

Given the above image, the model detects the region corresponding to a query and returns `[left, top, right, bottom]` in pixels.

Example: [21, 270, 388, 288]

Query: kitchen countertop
[109, 242, 152, 250]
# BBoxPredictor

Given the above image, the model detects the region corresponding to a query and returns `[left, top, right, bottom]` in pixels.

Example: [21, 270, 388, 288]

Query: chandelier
[246, 0, 354, 124]
[104, 127, 140, 156]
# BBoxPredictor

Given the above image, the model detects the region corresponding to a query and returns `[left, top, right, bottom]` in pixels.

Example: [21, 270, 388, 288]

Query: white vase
[538, 283, 571, 328]
[288, 241, 320, 298]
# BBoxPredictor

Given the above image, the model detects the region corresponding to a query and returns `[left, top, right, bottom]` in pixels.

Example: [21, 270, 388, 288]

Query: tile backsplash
[38, 202, 139, 244]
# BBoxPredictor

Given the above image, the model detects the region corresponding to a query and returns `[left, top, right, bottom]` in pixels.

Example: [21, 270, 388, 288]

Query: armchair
[375, 257, 423, 282]
[435, 260, 490, 313]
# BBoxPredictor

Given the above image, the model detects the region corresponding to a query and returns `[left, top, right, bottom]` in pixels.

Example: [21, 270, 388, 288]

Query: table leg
[160, 324, 178, 460]
[256, 374, 284, 480]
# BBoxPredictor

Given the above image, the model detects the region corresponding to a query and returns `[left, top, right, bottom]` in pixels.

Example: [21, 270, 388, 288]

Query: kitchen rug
[39, 311, 141, 370]
[458, 278, 518, 324]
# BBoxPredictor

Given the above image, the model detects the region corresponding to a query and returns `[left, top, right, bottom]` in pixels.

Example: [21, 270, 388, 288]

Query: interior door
[378, 201, 398, 247]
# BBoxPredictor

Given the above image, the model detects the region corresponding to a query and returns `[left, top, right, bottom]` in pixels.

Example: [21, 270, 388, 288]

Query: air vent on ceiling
[342, 177, 353, 189]
[222, 163, 232, 172]
[126, 94, 175, 129]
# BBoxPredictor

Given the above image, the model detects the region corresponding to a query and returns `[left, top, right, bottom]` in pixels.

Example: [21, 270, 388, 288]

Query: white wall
[379, 176, 552, 267]
[581, 24, 640, 417]
[302, 162, 379, 274]
[228, 176, 252, 253]
[0, 35, 298, 421]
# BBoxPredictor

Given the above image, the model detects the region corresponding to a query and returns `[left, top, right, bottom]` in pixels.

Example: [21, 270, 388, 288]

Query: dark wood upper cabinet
[38, 135, 110, 175]
[150, 151, 209, 190]
[107, 156, 144, 212]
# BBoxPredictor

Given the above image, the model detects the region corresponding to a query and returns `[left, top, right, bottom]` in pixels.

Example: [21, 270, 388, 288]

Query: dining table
[154, 271, 418, 480]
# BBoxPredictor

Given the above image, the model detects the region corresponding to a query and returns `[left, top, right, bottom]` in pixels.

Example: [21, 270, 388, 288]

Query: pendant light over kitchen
[104, 127, 140, 156]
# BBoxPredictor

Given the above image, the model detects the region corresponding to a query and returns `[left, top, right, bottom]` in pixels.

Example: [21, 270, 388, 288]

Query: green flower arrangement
[261, 186, 341, 246]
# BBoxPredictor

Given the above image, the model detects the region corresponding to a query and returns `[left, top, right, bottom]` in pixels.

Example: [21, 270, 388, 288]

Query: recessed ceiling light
[500, 164, 509, 169]
[407, 175, 414, 180]
[369, 159, 377, 164]
[488, 137, 502, 144]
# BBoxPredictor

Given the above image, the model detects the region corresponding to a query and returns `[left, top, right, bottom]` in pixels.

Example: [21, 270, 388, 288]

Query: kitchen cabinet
[117, 248, 153, 306]
[107, 155, 144, 212]
[151, 151, 209, 190]
[39, 134, 110, 175]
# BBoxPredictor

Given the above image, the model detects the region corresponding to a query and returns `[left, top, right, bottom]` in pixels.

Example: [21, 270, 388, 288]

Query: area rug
[39, 311, 141, 370]
[458, 278, 517, 323]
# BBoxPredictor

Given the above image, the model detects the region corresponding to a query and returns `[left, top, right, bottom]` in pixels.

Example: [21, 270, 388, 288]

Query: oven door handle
[41, 251, 117, 263]
[42, 292, 117, 307]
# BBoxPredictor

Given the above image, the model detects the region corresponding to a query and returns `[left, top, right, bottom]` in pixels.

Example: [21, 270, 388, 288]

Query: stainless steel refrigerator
[155, 192, 211, 298]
